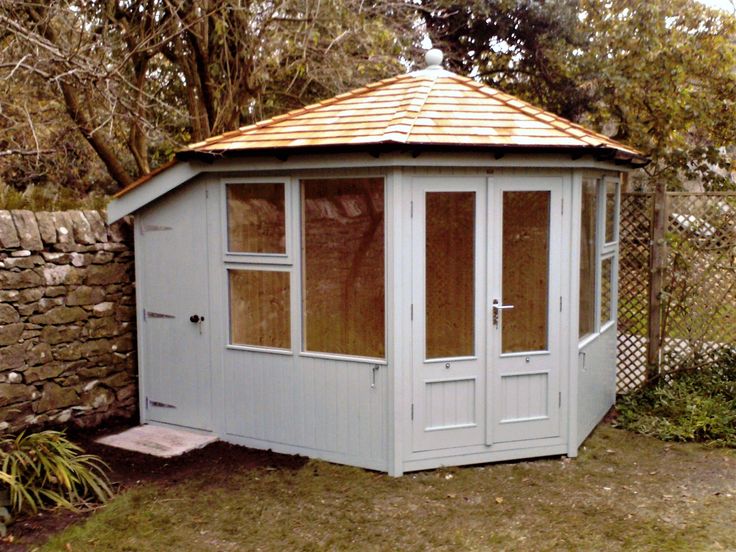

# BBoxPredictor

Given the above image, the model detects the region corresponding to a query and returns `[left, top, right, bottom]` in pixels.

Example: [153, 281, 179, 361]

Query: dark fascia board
[175, 143, 650, 169]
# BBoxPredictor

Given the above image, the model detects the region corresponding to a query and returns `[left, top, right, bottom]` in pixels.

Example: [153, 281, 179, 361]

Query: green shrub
[0, 430, 113, 515]
[616, 348, 736, 446]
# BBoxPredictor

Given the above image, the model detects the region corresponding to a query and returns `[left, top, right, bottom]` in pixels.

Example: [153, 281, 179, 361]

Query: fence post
[647, 181, 667, 382]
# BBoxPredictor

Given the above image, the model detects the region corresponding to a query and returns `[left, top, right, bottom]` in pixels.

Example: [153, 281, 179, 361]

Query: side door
[138, 182, 212, 431]
[411, 176, 487, 452]
[487, 174, 563, 444]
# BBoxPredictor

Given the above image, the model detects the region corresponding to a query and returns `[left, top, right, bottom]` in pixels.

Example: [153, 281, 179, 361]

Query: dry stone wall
[0, 210, 136, 433]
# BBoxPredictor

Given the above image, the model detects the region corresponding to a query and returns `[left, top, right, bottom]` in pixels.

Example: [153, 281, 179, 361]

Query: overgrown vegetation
[617, 347, 736, 446]
[0, 430, 112, 535]
[0, 183, 109, 211]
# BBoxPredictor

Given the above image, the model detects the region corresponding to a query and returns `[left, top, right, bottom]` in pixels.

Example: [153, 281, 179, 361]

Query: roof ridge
[448, 75, 637, 154]
[402, 76, 439, 142]
[187, 74, 414, 150]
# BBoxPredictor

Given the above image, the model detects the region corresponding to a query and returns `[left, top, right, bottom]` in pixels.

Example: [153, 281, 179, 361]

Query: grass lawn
[40, 425, 736, 551]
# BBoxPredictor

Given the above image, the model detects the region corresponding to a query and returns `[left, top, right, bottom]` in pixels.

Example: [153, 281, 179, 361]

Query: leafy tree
[0, 0, 420, 191]
[424, 0, 736, 190]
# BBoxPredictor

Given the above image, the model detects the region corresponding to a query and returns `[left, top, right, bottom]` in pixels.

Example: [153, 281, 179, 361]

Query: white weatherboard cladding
[127, 158, 625, 475]
[137, 181, 212, 431]
[577, 324, 617, 447]
[223, 351, 388, 470]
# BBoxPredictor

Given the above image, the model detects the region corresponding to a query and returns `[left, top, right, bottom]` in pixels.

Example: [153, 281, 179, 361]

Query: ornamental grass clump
[0, 430, 113, 516]
[617, 347, 736, 447]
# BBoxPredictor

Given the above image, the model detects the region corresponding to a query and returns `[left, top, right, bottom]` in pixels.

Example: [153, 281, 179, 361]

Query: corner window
[579, 173, 620, 342]
[301, 177, 385, 359]
[579, 178, 598, 339]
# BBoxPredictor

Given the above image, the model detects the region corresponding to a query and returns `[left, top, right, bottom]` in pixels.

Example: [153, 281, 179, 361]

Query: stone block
[87, 316, 119, 338]
[0, 383, 31, 407]
[38, 297, 64, 313]
[16, 303, 37, 317]
[30, 306, 88, 325]
[67, 286, 105, 306]
[42, 252, 70, 263]
[52, 211, 74, 244]
[24, 362, 66, 383]
[44, 286, 66, 298]
[35, 211, 57, 244]
[92, 302, 115, 316]
[0, 290, 19, 302]
[18, 287, 44, 303]
[83, 211, 108, 243]
[0, 323, 24, 346]
[92, 251, 114, 264]
[81, 385, 115, 411]
[40, 264, 83, 285]
[0, 343, 25, 370]
[69, 211, 94, 245]
[108, 219, 132, 243]
[86, 263, 128, 286]
[27, 342, 53, 366]
[0, 210, 20, 248]
[3, 256, 41, 269]
[34, 382, 78, 413]
[0, 269, 43, 289]
[41, 325, 82, 345]
[11, 250, 31, 257]
[12, 210, 43, 251]
[0, 304, 19, 323]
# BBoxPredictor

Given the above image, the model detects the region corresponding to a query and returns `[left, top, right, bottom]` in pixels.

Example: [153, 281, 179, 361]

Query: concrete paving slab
[95, 425, 217, 458]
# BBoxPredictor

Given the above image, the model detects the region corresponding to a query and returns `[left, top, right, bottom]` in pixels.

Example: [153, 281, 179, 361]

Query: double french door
[411, 174, 563, 452]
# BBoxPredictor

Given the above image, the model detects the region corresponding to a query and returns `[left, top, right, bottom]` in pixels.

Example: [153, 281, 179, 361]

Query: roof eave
[176, 142, 649, 168]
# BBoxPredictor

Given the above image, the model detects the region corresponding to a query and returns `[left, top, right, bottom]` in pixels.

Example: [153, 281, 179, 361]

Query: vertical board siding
[577, 325, 617, 447]
[500, 373, 548, 422]
[425, 379, 476, 430]
[223, 350, 387, 469]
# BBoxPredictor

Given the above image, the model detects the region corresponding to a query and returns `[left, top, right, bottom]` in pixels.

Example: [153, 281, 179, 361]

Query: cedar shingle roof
[185, 71, 641, 156]
[114, 55, 645, 199]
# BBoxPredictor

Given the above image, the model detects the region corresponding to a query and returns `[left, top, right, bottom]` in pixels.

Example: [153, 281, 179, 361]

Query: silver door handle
[492, 300, 514, 327]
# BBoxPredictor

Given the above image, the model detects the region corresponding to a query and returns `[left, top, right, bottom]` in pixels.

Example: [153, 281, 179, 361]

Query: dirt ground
[2, 421, 305, 551]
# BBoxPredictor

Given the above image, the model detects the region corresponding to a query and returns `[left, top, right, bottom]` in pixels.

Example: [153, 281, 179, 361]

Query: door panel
[140, 182, 212, 430]
[412, 178, 486, 452]
[487, 176, 563, 444]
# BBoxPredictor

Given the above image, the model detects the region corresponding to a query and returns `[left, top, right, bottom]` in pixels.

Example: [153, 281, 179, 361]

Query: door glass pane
[227, 183, 286, 253]
[605, 180, 618, 243]
[502, 191, 550, 353]
[229, 270, 290, 348]
[426, 191, 475, 359]
[302, 178, 385, 358]
[601, 257, 613, 324]
[579, 178, 598, 338]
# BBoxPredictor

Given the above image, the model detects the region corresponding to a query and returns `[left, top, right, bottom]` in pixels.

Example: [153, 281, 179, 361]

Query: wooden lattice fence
[617, 191, 736, 392]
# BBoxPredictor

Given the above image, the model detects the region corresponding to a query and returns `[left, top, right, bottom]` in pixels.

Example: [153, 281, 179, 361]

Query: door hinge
[205, 188, 209, 198]
[410, 200, 414, 218]
[145, 396, 149, 410]
[410, 304, 414, 321]
[561, 198, 564, 215]
[560, 296, 563, 312]
[411, 403, 414, 420]
[559, 392, 562, 408]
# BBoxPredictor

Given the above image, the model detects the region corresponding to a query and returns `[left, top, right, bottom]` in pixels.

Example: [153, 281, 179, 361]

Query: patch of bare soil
[1, 420, 305, 551]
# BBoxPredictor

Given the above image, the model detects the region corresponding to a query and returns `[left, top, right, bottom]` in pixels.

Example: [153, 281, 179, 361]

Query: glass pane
[229, 270, 290, 348]
[605, 180, 618, 243]
[579, 178, 598, 338]
[426, 192, 475, 359]
[502, 191, 550, 353]
[302, 178, 385, 358]
[601, 257, 613, 324]
[227, 183, 286, 253]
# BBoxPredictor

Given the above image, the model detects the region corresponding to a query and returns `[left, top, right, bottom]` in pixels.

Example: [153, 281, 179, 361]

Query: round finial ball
[425, 48, 444, 68]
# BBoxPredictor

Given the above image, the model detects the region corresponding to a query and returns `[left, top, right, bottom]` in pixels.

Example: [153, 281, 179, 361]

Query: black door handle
[190, 314, 202, 323]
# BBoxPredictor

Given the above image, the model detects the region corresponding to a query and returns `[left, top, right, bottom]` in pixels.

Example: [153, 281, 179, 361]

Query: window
[502, 190, 550, 353]
[579, 178, 598, 339]
[579, 173, 620, 342]
[301, 178, 385, 359]
[425, 191, 475, 359]
[229, 269, 290, 349]
[226, 182, 287, 256]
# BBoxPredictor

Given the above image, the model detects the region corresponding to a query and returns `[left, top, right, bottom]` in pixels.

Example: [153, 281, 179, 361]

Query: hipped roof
[115, 63, 646, 199]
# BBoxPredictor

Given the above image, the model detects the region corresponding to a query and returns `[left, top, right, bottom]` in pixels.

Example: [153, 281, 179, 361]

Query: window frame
[579, 171, 620, 346]
[221, 176, 294, 265]
[298, 175, 388, 362]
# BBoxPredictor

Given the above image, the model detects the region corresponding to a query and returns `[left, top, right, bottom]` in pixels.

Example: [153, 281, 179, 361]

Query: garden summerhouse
[107, 50, 646, 475]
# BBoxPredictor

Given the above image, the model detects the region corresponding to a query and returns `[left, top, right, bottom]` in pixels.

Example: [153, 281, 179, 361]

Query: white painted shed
[107, 51, 647, 475]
